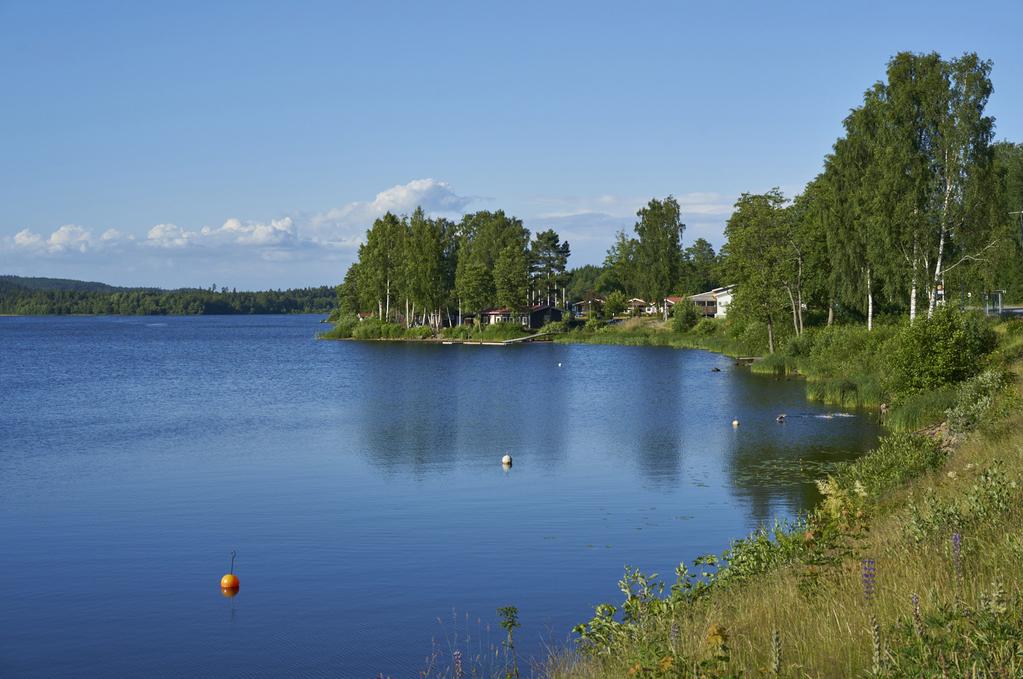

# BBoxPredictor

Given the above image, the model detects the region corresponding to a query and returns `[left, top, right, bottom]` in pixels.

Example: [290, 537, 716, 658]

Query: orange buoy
[220, 550, 239, 591]
[221, 586, 238, 598]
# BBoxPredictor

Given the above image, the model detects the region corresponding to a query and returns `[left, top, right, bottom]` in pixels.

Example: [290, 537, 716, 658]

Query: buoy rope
[229, 550, 237, 575]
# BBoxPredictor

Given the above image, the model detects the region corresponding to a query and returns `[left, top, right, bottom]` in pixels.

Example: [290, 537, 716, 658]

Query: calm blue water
[0, 315, 880, 677]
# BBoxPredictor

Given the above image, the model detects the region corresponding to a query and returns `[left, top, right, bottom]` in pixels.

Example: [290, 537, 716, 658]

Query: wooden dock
[501, 332, 553, 345]
[439, 332, 553, 346]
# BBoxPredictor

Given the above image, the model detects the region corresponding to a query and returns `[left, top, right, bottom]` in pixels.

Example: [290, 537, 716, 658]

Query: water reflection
[0, 317, 884, 679]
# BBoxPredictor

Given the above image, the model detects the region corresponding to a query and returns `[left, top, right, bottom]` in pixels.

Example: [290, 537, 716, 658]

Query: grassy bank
[547, 318, 1023, 678]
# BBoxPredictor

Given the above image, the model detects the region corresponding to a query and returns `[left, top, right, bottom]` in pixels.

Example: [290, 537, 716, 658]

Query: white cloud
[146, 223, 194, 248]
[13, 228, 45, 250]
[307, 178, 474, 244]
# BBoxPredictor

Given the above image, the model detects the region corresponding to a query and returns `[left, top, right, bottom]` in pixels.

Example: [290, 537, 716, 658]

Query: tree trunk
[385, 279, 391, 322]
[786, 286, 800, 335]
[929, 154, 954, 317]
[767, 315, 775, 354]
[827, 299, 834, 326]
[866, 267, 874, 332]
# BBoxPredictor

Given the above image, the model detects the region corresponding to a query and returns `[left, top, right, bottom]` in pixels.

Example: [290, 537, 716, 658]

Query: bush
[946, 368, 1011, 434]
[540, 320, 570, 334]
[832, 433, 945, 498]
[885, 306, 996, 397]
[318, 313, 359, 339]
[584, 317, 605, 332]
[403, 325, 435, 340]
[351, 319, 405, 339]
[441, 324, 474, 339]
[669, 300, 700, 333]
[692, 318, 720, 336]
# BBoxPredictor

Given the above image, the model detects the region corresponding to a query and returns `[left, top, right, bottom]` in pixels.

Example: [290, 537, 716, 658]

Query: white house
[687, 285, 735, 318]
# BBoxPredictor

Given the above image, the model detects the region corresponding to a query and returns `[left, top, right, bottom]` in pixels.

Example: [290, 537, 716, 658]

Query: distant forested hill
[0, 276, 335, 315]
[0, 275, 139, 293]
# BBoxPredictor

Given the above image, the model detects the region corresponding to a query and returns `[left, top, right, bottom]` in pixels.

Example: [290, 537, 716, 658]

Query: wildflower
[946, 471, 957, 480]
[861, 559, 876, 603]
[658, 655, 674, 672]
[853, 480, 867, 497]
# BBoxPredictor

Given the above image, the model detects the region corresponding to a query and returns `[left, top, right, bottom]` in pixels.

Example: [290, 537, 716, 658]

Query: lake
[0, 315, 880, 677]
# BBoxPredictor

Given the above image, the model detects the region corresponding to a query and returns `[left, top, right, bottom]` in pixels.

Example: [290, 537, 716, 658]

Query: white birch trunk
[866, 267, 873, 332]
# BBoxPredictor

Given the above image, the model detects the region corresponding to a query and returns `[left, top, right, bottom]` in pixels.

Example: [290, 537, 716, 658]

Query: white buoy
[502, 453, 513, 466]
[557, 362, 562, 367]
[732, 419, 740, 428]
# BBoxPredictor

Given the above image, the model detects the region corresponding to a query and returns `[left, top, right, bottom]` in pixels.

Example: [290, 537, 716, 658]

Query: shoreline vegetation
[537, 315, 1023, 678]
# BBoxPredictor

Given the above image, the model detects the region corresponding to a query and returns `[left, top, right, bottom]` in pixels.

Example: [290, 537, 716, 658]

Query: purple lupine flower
[861, 559, 876, 603]
[951, 532, 962, 582]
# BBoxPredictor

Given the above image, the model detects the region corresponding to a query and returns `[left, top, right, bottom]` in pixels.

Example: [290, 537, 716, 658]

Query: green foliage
[633, 196, 685, 303]
[945, 368, 1011, 434]
[884, 587, 1023, 677]
[885, 387, 957, 431]
[403, 326, 435, 340]
[438, 322, 529, 341]
[539, 320, 569, 334]
[906, 463, 1019, 542]
[318, 314, 360, 339]
[885, 306, 997, 397]
[0, 278, 337, 316]
[604, 290, 627, 317]
[350, 319, 405, 340]
[831, 433, 945, 499]
[692, 318, 720, 336]
[669, 300, 699, 333]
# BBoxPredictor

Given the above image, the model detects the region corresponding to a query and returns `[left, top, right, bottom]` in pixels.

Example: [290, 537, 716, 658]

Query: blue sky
[2, 0, 1021, 289]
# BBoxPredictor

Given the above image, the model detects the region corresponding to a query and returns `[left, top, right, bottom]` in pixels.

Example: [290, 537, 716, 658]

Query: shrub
[669, 300, 700, 333]
[832, 433, 945, 498]
[604, 290, 627, 317]
[884, 306, 996, 398]
[692, 317, 720, 336]
[318, 313, 359, 339]
[403, 325, 435, 340]
[584, 317, 605, 332]
[351, 319, 404, 339]
[540, 320, 570, 334]
[946, 368, 1011, 434]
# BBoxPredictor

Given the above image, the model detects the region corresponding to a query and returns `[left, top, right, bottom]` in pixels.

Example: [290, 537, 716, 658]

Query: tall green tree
[680, 238, 719, 293]
[633, 196, 685, 304]
[494, 244, 530, 310]
[724, 190, 791, 352]
[601, 229, 639, 294]
[529, 229, 571, 306]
